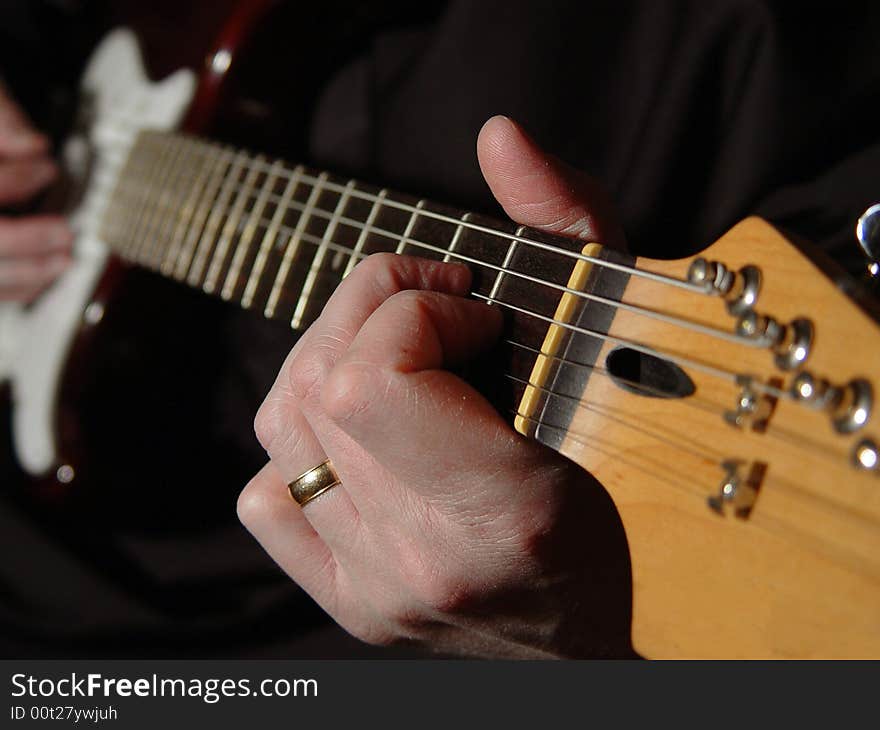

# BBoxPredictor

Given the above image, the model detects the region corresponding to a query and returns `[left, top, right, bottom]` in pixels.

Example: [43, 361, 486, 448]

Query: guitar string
[99, 176, 840, 466]
[504, 373, 724, 463]
[92, 158, 790, 402]
[86, 158, 844, 469]
[503, 349, 877, 524]
[503, 372, 852, 476]
[503, 339, 845, 465]
[103, 176, 781, 397]
[96, 129, 708, 293]
[92, 138, 811, 404]
[85, 143, 859, 477]
[80, 133, 880, 556]
[513, 411, 880, 582]
[89, 150, 758, 349]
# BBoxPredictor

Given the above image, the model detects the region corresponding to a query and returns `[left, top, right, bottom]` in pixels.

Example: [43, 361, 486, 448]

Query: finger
[254, 385, 361, 549]
[332, 290, 503, 374]
[290, 254, 471, 389]
[477, 115, 626, 251]
[279, 255, 473, 506]
[237, 462, 341, 611]
[0, 284, 52, 303]
[0, 254, 70, 289]
[321, 289, 522, 491]
[0, 158, 58, 205]
[0, 216, 72, 256]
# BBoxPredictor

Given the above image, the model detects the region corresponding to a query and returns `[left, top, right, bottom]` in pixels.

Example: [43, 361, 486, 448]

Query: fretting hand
[0, 81, 72, 302]
[238, 116, 633, 658]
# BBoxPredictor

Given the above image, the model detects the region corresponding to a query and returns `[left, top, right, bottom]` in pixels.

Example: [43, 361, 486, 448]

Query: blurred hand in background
[0, 80, 72, 302]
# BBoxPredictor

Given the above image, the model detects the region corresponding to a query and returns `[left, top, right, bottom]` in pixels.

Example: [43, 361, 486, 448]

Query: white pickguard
[0, 29, 196, 477]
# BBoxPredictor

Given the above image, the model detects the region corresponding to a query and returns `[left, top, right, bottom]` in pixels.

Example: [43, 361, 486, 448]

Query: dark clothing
[1, 0, 878, 657]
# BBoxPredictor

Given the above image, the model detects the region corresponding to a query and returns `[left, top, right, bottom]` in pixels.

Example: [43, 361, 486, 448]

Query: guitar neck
[99, 129, 634, 452]
[100, 131, 549, 327]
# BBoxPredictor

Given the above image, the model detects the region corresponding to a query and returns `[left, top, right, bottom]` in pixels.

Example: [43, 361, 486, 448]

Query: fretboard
[99, 130, 630, 449]
[101, 130, 559, 328]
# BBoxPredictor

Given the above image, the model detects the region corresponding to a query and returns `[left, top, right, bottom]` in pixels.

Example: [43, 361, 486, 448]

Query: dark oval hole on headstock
[605, 347, 696, 399]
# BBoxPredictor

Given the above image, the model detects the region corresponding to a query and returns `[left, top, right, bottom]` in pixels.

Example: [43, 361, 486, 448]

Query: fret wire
[119, 133, 168, 259]
[121, 138, 163, 255]
[211, 150, 702, 292]
[99, 135, 848, 472]
[145, 136, 201, 269]
[130, 134, 184, 264]
[344, 188, 387, 277]
[221, 159, 285, 301]
[108, 133, 148, 255]
[444, 212, 473, 262]
[242, 210, 753, 349]
[101, 134, 751, 349]
[129, 166, 728, 347]
[203, 154, 264, 294]
[99, 141, 140, 248]
[487, 226, 523, 302]
[96, 134, 134, 245]
[110, 138, 751, 347]
[395, 199, 425, 254]
[141, 135, 190, 266]
[266, 171, 327, 319]
[291, 177, 354, 329]
[174, 146, 235, 280]
[243, 164, 303, 310]
[160, 140, 214, 275]
[187, 150, 249, 286]
[470, 291, 740, 384]
[223, 179, 758, 347]
[233, 223, 754, 392]
[100, 131, 701, 292]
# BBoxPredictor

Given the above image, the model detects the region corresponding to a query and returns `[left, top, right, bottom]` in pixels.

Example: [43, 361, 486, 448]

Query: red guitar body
[14, 0, 294, 521]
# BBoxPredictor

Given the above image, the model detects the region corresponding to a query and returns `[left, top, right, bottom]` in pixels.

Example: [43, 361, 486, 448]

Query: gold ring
[288, 459, 341, 507]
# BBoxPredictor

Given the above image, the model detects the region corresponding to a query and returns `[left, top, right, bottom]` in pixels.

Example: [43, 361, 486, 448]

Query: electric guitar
[1, 6, 879, 659]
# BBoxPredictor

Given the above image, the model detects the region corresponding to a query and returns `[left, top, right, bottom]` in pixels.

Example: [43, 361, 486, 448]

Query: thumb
[477, 115, 626, 251]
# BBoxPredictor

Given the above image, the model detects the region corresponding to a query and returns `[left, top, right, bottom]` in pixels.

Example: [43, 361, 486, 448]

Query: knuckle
[287, 351, 332, 401]
[386, 290, 439, 342]
[344, 617, 397, 647]
[413, 569, 472, 615]
[397, 542, 472, 615]
[353, 253, 412, 297]
[321, 361, 377, 424]
[235, 478, 273, 529]
[387, 288, 430, 318]
[353, 252, 399, 282]
[253, 398, 288, 452]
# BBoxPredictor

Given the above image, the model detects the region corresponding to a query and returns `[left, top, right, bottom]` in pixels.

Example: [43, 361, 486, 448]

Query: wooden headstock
[526, 217, 880, 657]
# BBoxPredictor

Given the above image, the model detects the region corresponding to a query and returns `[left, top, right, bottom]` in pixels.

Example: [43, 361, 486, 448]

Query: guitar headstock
[667, 216, 880, 487]
[524, 216, 880, 657]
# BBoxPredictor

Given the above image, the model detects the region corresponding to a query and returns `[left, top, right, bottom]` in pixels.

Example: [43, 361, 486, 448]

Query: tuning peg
[857, 203, 880, 278]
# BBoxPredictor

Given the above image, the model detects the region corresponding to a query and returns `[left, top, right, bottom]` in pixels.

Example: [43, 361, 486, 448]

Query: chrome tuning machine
[857, 203, 880, 280]
[688, 259, 761, 316]
[707, 460, 765, 518]
[724, 375, 776, 431]
[852, 438, 879, 474]
[735, 313, 813, 371]
[791, 372, 873, 434]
